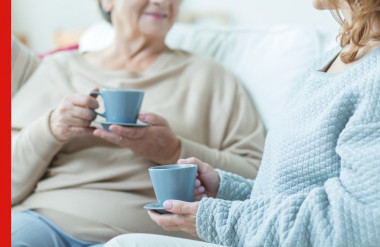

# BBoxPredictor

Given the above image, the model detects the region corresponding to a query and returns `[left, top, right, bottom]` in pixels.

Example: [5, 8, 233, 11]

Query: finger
[194, 190, 204, 196]
[193, 186, 205, 196]
[68, 126, 96, 137]
[194, 194, 208, 201]
[109, 125, 147, 139]
[197, 186, 205, 193]
[147, 210, 161, 224]
[148, 210, 181, 227]
[147, 209, 161, 219]
[72, 95, 99, 109]
[194, 195, 203, 201]
[138, 113, 168, 126]
[71, 106, 96, 121]
[149, 211, 192, 233]
[195, 179, 201, 187]
[180, 157, 210, 174]
[163, 200, 197, 215]
[89, 88, 99, 98]
[93, 128, 132, 146]
[65, 117, 92, 127]
[193, 193, 204, 200]
[178, 157, 201, 165]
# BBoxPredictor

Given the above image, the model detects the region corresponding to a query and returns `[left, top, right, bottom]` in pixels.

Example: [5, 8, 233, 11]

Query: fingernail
[93, 130, 101, 137]
[198, 187, 205, 193]
[178, 159, 187, 163]
[139, 114, 147, 121]
[195, 180, 201, 187]
[163, 200, 173, 209]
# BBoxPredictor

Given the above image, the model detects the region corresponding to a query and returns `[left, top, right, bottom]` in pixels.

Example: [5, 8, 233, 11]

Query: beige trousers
[103, 233, 224, 247]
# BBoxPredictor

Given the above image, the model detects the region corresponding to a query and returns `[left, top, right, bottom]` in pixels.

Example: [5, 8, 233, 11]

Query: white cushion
[79, 22, 115, 53]
[79, 22, 337, 130]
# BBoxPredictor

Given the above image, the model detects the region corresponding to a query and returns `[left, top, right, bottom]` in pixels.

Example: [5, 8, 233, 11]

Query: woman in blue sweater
[104, 0, 380, 246]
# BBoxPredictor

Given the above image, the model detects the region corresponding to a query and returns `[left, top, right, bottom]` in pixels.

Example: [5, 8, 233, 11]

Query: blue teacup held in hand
[149, 164, 198, 207]
[89, 89, 144, 124]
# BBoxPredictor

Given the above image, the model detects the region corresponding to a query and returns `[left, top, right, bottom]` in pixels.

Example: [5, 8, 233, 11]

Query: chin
[143, 25, 172, 39]
[143, 30, 168, 39]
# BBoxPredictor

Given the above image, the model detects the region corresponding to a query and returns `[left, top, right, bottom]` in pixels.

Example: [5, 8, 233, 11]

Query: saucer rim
[143, 202, 170, 214]
[143, 201, 164, 210]
[95, 120, 149, 127]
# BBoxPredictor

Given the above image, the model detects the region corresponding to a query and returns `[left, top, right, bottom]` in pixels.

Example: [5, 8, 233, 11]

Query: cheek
[171, 1, 180, 20]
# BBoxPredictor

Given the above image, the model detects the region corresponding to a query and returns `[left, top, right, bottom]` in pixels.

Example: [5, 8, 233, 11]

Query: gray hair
[98, 0, 112, 24]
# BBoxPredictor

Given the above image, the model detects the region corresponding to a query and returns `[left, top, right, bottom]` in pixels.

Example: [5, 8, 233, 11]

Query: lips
[144, 12, 168, 19]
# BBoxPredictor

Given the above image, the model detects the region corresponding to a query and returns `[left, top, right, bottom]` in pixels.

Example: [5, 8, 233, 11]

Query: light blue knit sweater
[196, 47, 380, 247]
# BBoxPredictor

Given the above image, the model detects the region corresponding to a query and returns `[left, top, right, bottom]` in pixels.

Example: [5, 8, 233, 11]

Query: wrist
[48, 110, 58, 138]
[48, 110, 66, 142]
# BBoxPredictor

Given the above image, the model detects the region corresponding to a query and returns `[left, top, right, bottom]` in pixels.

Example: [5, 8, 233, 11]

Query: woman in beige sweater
[11, 0, 265, 246]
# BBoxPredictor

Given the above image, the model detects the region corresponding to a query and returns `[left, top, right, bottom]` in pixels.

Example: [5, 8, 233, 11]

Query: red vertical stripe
[6, 0, 11, 244]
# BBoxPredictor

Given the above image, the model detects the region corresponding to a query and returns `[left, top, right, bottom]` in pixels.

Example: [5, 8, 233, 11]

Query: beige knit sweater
[11, 49, 265, 243]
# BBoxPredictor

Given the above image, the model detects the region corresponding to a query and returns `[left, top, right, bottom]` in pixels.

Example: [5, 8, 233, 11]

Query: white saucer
[95, 120, 149, 129]
[143, 202, 170, 214]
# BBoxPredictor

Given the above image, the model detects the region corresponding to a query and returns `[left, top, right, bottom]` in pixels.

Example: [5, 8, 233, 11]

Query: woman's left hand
[93, 113, 180, 164]
[148, 200, 200, 237]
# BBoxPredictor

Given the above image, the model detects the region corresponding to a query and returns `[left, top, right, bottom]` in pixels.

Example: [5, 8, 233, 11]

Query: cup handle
[89, 91, 106, 118]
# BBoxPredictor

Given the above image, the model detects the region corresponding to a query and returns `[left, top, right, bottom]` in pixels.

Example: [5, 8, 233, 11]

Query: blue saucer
[143, 202, 170, 214]
[95, 121, 149, 131]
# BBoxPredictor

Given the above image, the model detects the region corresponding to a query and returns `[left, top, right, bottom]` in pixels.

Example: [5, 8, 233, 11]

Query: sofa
[79, 22, 338, 131]
[12, 22, 338, 130]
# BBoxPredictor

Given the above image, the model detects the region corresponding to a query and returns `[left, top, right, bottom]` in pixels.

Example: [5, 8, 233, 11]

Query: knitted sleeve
[12, 59, 66, 205]
[196, 85, 380, 247]
[215, 169, 254, 201]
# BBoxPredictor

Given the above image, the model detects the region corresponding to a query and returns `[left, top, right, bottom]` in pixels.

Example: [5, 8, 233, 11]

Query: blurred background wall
[11, 0, 340, 53]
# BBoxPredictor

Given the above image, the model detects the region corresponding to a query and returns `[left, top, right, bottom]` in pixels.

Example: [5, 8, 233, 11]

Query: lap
[104, 234, 223, 247]
[12, 210, 103, 247]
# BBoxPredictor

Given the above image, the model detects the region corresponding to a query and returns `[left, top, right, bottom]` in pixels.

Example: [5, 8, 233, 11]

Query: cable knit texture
[196, 47, 380, 247]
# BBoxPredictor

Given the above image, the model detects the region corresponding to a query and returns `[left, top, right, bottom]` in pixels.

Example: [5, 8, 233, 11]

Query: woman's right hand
[178, 157, 220, 200]
[49, 94, 99, 141]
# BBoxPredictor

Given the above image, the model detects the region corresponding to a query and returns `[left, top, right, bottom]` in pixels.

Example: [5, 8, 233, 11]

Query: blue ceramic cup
[149, 164, 198, 207]
[89, 89, 144, 124]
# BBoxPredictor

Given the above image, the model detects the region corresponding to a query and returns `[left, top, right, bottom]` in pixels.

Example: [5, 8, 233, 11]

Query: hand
[148, 200, 199, 237]
[179, 157, 220, 200]
[50, 91, 99, 141]
[93, 113, 181, 164]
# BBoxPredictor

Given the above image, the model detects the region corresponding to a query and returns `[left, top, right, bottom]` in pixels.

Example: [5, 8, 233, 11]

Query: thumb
[163, 200, 197, 215]
[89, 88, 100, 98]
[139, 113, 168, 126]
[179, 157, 208, 174]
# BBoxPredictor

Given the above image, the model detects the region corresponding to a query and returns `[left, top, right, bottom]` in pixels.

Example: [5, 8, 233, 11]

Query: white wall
[11, 0, 103, 53]
[181, 0, 340, 29]
[11, 0, 340, 53]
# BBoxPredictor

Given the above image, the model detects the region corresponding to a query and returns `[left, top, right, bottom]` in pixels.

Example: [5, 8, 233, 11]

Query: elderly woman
[103, 0, 380, 246]
[11, 0, 265, 246]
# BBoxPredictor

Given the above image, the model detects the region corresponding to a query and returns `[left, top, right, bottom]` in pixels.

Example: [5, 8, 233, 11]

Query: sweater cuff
[215, 169, 254, 201]
[196, 197, 232, 245]
[26, 111, 66, 160]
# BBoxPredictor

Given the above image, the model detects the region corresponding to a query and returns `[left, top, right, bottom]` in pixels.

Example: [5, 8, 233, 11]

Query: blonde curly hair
[328, 0, 380, 63]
